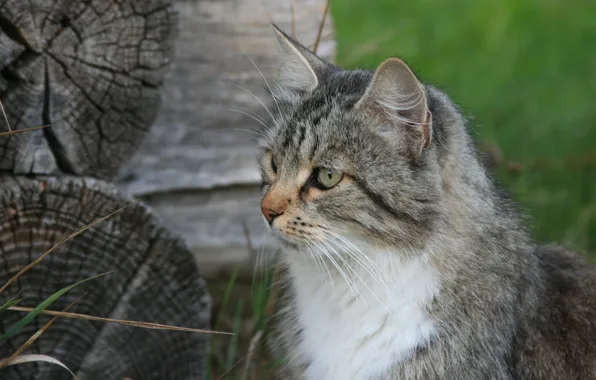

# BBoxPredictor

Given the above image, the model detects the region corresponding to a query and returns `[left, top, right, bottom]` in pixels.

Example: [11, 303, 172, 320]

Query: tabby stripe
[355, 181, 423, 226]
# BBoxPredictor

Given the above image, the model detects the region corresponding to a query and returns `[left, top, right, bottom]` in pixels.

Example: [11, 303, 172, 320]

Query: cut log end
[0, 0, 177, 180]
[0, 176, 211, 380]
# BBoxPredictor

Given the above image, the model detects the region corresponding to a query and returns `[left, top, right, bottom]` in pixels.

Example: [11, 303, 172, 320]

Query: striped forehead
[264, 69, 373, 161]
[279, 93, 332, 150]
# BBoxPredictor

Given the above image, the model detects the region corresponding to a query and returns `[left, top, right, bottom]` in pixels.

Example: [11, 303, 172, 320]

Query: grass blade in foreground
[0, 202, 133, 294]
[0, 295, 85, 369]
[0, 354, 78, 379]
[225, 300, 244, 372]
[1, 272, 110, 341]
[0, 297, 22, 314]
[0, 98, 12, 134]
[0, 125, 50, 137]
[8, 306, 233, 335]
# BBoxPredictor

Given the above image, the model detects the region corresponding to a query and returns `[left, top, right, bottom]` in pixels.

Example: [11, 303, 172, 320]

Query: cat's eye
[316, 167, 343, 189]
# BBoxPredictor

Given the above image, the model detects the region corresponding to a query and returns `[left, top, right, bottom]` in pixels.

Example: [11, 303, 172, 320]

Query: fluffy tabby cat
[257, 25, 596, 380]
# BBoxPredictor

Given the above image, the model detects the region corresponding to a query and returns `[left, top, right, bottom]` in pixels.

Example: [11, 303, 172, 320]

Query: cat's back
[515, 244, 596, 379]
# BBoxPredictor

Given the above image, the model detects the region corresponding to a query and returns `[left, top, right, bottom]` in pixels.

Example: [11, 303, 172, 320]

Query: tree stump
[0, 1, 213, 378]
[117, 0, 336, 271]
[0, 0, 177, 179]
[0, 176, 211, 380]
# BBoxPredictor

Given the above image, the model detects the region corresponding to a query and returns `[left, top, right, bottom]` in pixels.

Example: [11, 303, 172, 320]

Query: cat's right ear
[271, 24, 325, 92]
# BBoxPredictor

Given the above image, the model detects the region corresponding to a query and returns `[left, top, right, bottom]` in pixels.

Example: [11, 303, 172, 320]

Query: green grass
[331, 0, 596, 254]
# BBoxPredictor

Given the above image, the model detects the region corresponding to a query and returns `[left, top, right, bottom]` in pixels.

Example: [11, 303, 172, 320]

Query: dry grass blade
[0, 354, 78, 379]
[241, 330, 263, 379]
[215, 350, 251, 380]
[313, 0, 330, 54]
[0, 98, 12, 134]
[0, 201, 135, 294]
[0, 295, 85, 369]
[214, 330, 264, 380]
[308, 32, 335, 50]
[0, 125, 50, 137]
[8, 306, 233, 336]
[2, 273, 110, 341]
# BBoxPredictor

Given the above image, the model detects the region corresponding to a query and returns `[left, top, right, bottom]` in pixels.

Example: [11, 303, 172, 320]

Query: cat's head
[258, 26, 456, 253]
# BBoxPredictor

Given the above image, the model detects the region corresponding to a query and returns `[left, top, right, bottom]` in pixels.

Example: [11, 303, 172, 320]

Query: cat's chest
[288, 255, 439, 380]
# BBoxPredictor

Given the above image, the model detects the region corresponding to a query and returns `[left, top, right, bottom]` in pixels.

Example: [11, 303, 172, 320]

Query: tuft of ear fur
[271, 24, 326, 93]
[356, 58, 432, 156]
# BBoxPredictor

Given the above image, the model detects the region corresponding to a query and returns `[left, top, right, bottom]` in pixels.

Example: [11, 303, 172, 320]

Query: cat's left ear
[356, 58, 432, 156]
[271, 24, 327, 93]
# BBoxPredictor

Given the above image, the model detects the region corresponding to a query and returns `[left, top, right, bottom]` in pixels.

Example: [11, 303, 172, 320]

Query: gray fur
[259, 26, 596, 379]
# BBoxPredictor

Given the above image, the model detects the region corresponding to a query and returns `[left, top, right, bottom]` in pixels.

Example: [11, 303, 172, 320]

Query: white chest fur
[287, 247, 440, 380]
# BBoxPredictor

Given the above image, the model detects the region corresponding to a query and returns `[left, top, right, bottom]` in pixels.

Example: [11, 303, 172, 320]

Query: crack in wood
[0, 14, 33, 50]
[0, 0, 176, 179]
[42, 56, 77, 174]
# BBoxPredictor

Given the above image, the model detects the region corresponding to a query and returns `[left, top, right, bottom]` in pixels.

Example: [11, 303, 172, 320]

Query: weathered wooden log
[0, 176, 211, 380]
[0, 0, 176, 180]
[117, 0, 336, 271]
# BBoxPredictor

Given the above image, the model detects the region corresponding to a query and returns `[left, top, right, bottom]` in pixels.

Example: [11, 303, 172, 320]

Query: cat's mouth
[262, 218, 322, 250]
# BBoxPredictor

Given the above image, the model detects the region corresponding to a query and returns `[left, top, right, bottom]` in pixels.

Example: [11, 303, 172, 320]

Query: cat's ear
[271, 24, 325, 92]
[356, 58, 432, 156]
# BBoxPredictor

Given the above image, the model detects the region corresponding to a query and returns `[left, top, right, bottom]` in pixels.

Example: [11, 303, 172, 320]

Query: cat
[257, 25, 596, 380]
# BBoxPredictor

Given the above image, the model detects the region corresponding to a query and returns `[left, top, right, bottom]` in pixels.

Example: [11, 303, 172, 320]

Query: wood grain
[0, 176, 211, 380]
[0, 0, 177, 179]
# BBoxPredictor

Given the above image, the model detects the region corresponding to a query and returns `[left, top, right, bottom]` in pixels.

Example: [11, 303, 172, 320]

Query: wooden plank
[117, 0, 336, 266]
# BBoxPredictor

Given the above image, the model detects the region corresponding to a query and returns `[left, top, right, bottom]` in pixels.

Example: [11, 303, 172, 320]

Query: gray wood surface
[117, 0, 336, 270]
[0, 176, 211, 380]
[0, 0, 176, 180]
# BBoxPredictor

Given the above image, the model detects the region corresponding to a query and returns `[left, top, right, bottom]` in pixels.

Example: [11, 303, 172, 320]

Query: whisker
[314, 239, 359, 302]
[241, 52, 282, 118]
[305, 237, 335, 293]
[325, 236, 392, 294]
[317, 239, 365, 304]
[325, 232, 385, 275]
[323, 230, 396, 295]
[217, 81, 275, 121]
[227, 128, 266, 138]
[223, 108, 269, 130]
[254, 243, 271, 294]
[320, 238, 391, 312]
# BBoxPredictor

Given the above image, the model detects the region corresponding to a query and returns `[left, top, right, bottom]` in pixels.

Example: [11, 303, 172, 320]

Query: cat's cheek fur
[286, 244, 440, 380]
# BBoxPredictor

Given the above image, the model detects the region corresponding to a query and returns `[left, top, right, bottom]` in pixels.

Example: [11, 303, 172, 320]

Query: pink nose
[261, 206, 283, 225]
[261, 185, 289, 225]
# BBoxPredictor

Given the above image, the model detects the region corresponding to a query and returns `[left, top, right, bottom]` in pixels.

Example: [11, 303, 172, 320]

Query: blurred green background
[332, 0, 596, 254]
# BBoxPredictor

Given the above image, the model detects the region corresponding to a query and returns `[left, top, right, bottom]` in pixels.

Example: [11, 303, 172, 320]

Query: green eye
[316, 167, 344, 189]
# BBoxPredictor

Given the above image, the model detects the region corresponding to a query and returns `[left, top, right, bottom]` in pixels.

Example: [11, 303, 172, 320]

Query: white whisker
[223, 108, 270, 130]
[218, 81, 275, 121]
[325, 236, 394, 298]
[322, 230, 396, 296]
[242, 52, 282, 118]
[305, 237, 335, 293]
[319, 238, 391, 312]
[314, 239, 361, 302]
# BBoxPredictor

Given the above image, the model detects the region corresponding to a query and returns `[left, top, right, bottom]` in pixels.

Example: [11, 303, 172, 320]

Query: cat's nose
[262, 206, 283, 225]
[261, 185, 290, 225]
